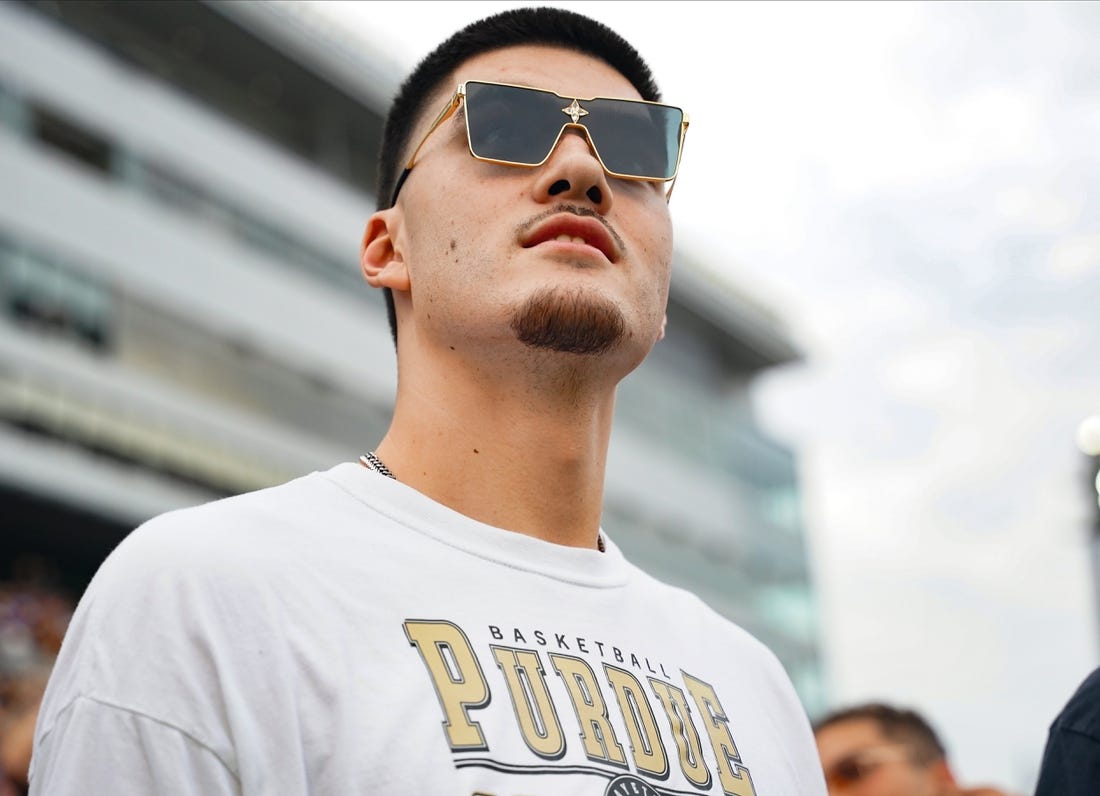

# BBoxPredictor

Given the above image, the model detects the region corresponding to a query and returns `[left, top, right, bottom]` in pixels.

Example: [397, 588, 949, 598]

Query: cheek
[404, 189, 465, 266]
[413, 176, 512, 248]
[634, 218, 674, 295]
[632, 197, 674, 257]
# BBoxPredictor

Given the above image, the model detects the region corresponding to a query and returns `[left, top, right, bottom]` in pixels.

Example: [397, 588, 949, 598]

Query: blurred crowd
[0, 564, 73, 796]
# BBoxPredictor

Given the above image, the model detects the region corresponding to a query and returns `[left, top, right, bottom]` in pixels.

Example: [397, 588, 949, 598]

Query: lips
[520, 214, 619, 263]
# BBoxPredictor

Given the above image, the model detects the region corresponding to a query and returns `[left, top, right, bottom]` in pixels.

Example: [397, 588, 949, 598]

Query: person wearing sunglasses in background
[814, 703, 1012, 796]
[28, 6, 826, 795]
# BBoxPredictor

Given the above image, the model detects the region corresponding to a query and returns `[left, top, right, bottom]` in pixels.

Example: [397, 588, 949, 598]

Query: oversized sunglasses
[822, 746, 913, 789]
[390, 80, 689, 206]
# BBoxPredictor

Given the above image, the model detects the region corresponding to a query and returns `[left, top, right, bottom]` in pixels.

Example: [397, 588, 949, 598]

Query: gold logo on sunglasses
[561, 98, 589, 124]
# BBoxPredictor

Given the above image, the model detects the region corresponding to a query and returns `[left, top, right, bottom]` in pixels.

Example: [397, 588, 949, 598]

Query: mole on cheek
[449, 239, 457, 251]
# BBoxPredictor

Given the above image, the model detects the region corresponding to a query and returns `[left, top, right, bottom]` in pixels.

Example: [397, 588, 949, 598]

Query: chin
[510, 286, 628, 356]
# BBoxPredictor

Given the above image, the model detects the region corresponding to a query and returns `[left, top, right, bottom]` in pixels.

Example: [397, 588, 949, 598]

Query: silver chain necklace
[359, 451, 395, 480]
[357, 450, 605, 553]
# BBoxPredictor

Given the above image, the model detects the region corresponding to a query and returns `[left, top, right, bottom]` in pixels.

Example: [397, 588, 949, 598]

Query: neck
[374, 347, 619, 550]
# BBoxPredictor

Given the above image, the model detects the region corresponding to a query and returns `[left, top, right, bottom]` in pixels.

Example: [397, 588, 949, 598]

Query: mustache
[515, 204, 626, 255]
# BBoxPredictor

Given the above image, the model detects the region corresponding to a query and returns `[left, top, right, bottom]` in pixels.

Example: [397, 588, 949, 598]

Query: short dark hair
[813, 702, 948, 765]
[374, 6, 661, 345]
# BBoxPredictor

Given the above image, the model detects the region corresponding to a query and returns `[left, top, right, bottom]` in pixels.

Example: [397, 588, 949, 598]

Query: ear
[360, 209, 410, 292]
[928, 759, 958, 791]
[657, 313, 668, 342]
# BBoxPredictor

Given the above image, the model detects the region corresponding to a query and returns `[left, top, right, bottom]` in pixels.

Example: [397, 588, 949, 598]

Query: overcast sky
[309, 2, 1100, 789]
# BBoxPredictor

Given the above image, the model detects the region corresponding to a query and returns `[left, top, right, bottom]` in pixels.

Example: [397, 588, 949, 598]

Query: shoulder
[1066, 665, 1100, 705]
[624, 561, 796, 687]
[139, 466, 340, 535]
[625, 562, 771, 648]
[102, 466, 353, 574]
[1052, 666, 1100, 737]
[57, 469, 356, 667]
[622, 566, 824, 791]
[34, 473, 347, 751]
[1034, 667, 1100, 795]
[71, 462, 393, 641]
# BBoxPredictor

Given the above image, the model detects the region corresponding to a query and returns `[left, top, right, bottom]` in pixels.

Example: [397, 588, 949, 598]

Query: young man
[813, 703, 1010, 796]
[30, 7, 825, 795]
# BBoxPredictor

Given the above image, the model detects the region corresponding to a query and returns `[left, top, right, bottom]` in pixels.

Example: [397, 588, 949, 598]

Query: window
[31, 104, 112, 174]
[0, 238, 114, 352]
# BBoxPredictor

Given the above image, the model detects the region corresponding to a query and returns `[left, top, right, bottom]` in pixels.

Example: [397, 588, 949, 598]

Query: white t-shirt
[31, 463, 826, 795]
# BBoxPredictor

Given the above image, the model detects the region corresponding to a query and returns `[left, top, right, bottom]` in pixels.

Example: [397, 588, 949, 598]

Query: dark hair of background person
[374, 6, 663, 347]
[813, 702, 948, 764]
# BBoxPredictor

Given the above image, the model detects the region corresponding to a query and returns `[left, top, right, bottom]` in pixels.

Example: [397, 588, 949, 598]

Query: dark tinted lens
[826, 758, 869, 787]
[464, 82, 563, 164]
[583, 98, 682, 179]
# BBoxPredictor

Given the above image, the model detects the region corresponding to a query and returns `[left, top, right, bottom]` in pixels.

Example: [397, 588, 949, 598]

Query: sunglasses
[822, 747, 913, 789]
[390, 80, 689, 206]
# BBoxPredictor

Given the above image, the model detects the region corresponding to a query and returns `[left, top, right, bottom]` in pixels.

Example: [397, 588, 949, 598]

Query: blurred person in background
[0, 567, 73, 796]
[814, 702, 1012, 796]
[27, 6, 826, 795]
[1031, 418, 1100, 792]
[1033, 665, 1100, 795]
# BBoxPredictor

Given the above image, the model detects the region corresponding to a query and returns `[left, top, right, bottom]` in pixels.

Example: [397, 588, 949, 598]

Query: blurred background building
[0, 0, 824, 711]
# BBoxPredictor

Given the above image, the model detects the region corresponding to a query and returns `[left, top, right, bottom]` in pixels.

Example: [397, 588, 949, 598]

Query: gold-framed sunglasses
[823, 746, 914, 789]
[390, 79, 690, 206]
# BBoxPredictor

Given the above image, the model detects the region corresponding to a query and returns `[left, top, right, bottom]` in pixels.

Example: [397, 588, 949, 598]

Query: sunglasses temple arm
[390, 90, 465, 206]
[664, 119, 690, 203]
[388, 169, 412, 208]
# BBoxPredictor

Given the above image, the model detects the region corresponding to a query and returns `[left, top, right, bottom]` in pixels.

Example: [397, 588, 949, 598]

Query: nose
[530, 127, 614, 214]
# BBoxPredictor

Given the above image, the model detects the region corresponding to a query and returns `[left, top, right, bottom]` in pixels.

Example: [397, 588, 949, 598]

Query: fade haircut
[812, 702, 948, 765]
[374, 6, 661, 346]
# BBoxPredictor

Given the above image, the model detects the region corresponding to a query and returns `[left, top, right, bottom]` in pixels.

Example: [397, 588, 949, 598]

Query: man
[813, 703, 1010, 796]
[29, 7, 825, 794]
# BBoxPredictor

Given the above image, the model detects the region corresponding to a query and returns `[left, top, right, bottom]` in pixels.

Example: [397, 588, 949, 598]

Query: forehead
[815, 718, 890, 765]
[447, 44, 643, 104]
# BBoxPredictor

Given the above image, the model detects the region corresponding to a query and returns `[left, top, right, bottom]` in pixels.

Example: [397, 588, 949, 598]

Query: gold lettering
[404, 620, 490, 750]
[491, 646, 566, 759]
[549, 653, 628, 767]
[605, 665, 669, 779]
[649, 678, 711, 788]
[683, 672, 756, 796]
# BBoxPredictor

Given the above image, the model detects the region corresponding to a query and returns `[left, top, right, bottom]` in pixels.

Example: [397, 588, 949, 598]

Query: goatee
[511, 287, 627, 355]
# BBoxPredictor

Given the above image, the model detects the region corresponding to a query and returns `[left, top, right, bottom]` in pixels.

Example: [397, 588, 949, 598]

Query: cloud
[1046, 234, 1100, 282]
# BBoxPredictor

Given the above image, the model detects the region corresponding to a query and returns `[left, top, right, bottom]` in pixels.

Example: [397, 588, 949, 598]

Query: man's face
[815, 719, 951, 796]
[388, 44, 675, 373]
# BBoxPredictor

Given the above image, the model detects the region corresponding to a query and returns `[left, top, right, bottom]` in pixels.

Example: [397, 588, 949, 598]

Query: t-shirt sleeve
[30, 695, 241, 796]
